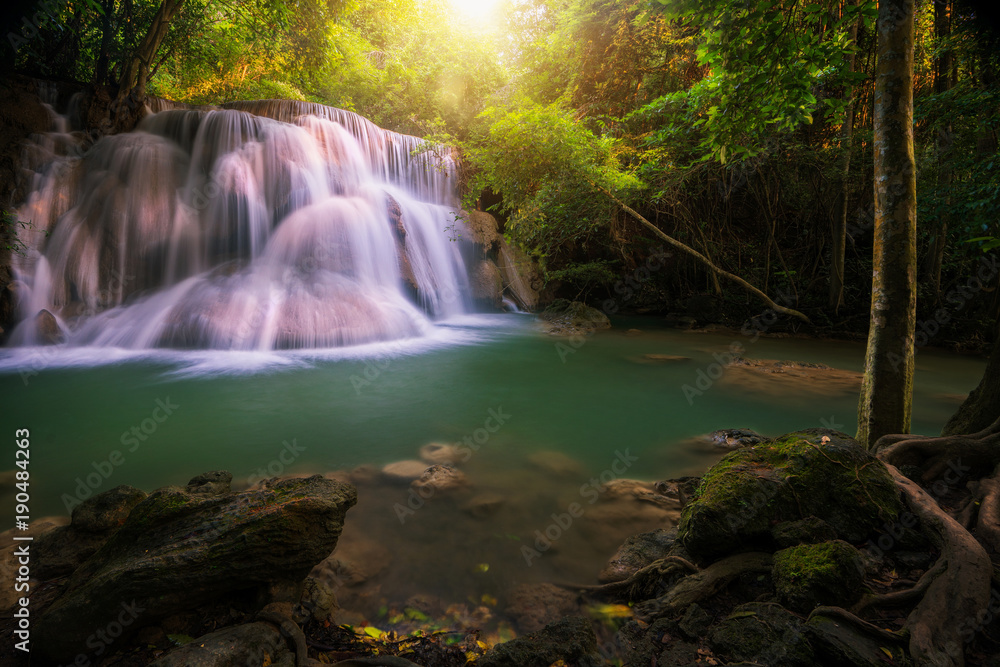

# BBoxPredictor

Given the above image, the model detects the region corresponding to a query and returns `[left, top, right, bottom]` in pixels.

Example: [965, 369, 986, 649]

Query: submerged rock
[382, 460, 430, 483]
[479, 616, 602, 667]
[34, 474, 357, 663]
[411, 464, 468, 494]
[721, 357, 863, 398]
[419, 442, 466, 465]
[772, 540, 865, 614]
[599, 528, 677, 583]
[505, 582, 580, 633]
[462, 492, 506, 518]
[706, 428, 766, 450]
[528, 450, 584, 476]
[678, 429, 902, 560]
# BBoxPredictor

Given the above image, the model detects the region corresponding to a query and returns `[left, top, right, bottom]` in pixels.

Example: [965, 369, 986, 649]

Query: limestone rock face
[678, 429, 902, 560]
[34, 474, 357, 663]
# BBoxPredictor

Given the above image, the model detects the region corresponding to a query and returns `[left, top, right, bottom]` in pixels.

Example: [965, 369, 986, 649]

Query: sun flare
[447, 0, 503, 24]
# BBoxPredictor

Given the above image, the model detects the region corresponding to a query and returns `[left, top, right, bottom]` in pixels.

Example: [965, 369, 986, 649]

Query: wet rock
[773, 541, 865, 614]
[706, 428, 766, 450]
[505, 582, 579, 634]
[599, 528, 677, 583]
[411, 464, 468, 494]
[479, 616, 602, 667]
[295, 575, 336, 624]
[35, 308, 65, 344]
[497, 237, 542, 311]
[654, 477, 701, 507]
[600, 479, 673, 506]
[679, 429, 902, 560]
[678, 602, 713, 641]
[313, 535, 392, 587]
[33, 485, 148, 579]
[148, 621, 293, 667]
[538, 299, 611, 336]
[34, 475, 357, 663]
[462, 493, 506, 518]
[722, 358, 863, 398]
[348, 464, 380, 485]
[640, 353, 691, 363]
[186, 470, 232, 497]
[528, 450, 583, 476]
[625, 328, 643, 336]
[471, 259, 504, 307]
[463, 209, 502, 251]
[420, 442, 465, 465]
[708, 602, 815, 666]
[771, 516, 839, 548]
[806, 610, 910, 667]
[381, 460, 429, 483]
[664, 314, 697, 329]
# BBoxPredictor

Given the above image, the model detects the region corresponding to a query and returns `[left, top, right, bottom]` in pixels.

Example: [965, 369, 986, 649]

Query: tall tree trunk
[924, 0, 955, 303]
[857, 0, 917, 449]
[93, 0, 115, 87]
[943, 325, 1000, 435]
[830, 0, 861, 313]
[115, 0, 185, 104]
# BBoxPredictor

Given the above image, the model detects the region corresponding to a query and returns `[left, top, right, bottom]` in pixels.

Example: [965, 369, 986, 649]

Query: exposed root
[975, 463, 1000, 554]
[886, 464, 993, 667]
[807, 606, 907, 644]
[874, 417, 1000, 481]
[851, 558, 947, 615]
[561, 556, 699, 601]
[633, 552, 773, 620]
[257, 610, 309, 666]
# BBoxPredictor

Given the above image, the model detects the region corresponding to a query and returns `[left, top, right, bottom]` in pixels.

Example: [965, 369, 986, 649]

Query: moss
[773, 540, 864, 613]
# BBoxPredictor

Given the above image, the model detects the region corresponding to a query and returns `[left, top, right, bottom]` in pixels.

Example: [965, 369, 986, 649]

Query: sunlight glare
[448, 0, 502, 24]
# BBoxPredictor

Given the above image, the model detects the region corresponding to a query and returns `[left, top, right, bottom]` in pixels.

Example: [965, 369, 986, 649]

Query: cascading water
[9, 98, 472, 350]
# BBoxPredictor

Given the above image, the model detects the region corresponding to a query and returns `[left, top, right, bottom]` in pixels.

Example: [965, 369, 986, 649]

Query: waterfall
[9, 99, 473, 350]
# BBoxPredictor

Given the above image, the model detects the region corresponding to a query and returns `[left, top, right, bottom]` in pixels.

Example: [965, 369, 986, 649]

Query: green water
[0, 314, 985, 521]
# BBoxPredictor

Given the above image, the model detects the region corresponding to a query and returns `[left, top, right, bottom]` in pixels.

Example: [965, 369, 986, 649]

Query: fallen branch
[596, 186, 812, 324]
[634, 552, 773, 620]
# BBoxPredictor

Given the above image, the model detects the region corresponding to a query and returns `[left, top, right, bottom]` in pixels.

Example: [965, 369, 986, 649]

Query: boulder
[312, 535, 392, 587]
[599, 528, 677, 583]
[679, 429, 902, 560]
[705, 428, 766, 450]
[34, 308, 65, 344]
[653, 477, 701, 507]
[462, 493, 506, 519]
[411, 464, 468, 494]
[497, 237, 542, 311]
[419, 442, 465, 465]
[772, 540, 865, 614]
[806, 610, 911, 666]
[538, 299, 611, 336]
[770, 516, 838, 549]
[147, 621, 293, 667]
[34, 474, 357, 663]
[463, 209, 502, 251]
[479, 616, 602, 667]
[708, 602, 815, 666]
[505, 582, 580, 633]
[381, 460, 429, 483]
[471, 259, 503, 307]
[527, 450, 584, 476]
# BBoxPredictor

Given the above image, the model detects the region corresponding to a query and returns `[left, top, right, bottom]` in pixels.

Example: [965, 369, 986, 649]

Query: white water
[10, 98, 472, 350]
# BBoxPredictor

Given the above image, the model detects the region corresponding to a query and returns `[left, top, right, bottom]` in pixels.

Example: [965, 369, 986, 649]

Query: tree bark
[830, 0, 861, 313]
[943, 327, 1000, 435]
[116, 0, 185, 104]
[857, 0, 917, 449]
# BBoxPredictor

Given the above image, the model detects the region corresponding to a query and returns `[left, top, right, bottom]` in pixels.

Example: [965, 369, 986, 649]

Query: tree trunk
[924, 0, 955, 303]
[857, 0, 917, 449]
[116, 0, 185, 104]
[93, 0, 115, 87]
[830, 0, 861, 313]
[943, 326, 1000, 435]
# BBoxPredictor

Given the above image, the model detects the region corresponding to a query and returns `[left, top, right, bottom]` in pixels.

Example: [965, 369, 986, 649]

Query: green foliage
[1, 211, 32, 259]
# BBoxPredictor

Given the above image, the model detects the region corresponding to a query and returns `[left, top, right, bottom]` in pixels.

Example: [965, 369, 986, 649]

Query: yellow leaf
[475, 563, 490, 573]
[364, 626, 385, 639]
[880, 647, 894, 658]
[482, 594, 498, 606]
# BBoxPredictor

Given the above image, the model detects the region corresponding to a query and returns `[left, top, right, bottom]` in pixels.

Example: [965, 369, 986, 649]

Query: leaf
[167, 634, 195, 646]
[880, 647, 894, 658]
[364, 626, 385, 639]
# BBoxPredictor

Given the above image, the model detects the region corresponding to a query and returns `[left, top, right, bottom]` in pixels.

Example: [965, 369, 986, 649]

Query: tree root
[807, 606, 908, 645]
[633, 552, 773, 621]
[851, 557, 947, 615]
[885, 464, 993, 667]
[874, 416, 1000, 481]
[560, 556, 699, 601]
[257, 610, 309, 667]
[975, 463, 1000, 554]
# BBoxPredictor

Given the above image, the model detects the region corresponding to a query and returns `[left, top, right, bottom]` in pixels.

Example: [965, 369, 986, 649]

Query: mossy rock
[773, 540, 865, 614]
[708, 602, 815, 666]
[771, 516, 838, 548]
[539, 299, 611, 335]
[679, 429, 902, 560]
[478, 616, 602, 667]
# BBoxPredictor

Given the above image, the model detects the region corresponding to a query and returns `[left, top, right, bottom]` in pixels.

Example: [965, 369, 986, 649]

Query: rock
[497, 237, 542, 311]
[471, 259, 504, 307]
[678, 602, 713, 640]
[664, 314, 697, 329]
[349, 464, 380, 485]
[639, 353, 692, 363]
[708, 602, 815, 666]
[722, 358, 863, 398]
[505, 582, 579, 634]
[295, 575, 336, 624]
[654, 477, 701, 507]
[625, 328, 643, 336]
[773, 541, 865, 614]
[538, 299, 611, 336]
[186, 470, 232, 497]
[313, 535, 392, 587]
[705, 428, 766, 450]
[679, 429, 902, 560]
[770, 516, 839, 548]
[411, 464, 468, 494]
[148, 621, 293, 667]
[806, 610, 910, 666]
[479, 616, 602, 667]
[33, 485, 148, 579]
[463, 209, 502, 251]
[34, 475, 357, 663]
[462, 493, 506, 518]
[419, 442, 466, 465]
[528, 450, 583, 476]
[34, 308, 65, 344]
[381, 460, 429, 483]
[599, 528, 677, 583]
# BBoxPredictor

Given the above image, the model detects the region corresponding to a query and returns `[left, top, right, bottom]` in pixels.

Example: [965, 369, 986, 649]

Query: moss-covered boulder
[679, 429, 901, 560]
[708, 602, 815, 666]
[478, 616, 602, 667]
[539, 299, 611, 336]
[771, 516, 838, 548]
[773, 540, 865, 614]
[34, 474, 357, 663]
